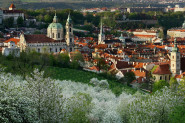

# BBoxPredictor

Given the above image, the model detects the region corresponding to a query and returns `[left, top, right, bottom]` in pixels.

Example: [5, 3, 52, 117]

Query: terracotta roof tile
[152, 64, 171, 75]
[24, 35, 65, 43]
[4, 38, 20, 45]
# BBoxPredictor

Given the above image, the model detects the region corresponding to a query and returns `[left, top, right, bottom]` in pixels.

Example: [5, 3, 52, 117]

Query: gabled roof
[24, 34, 65, 43]
[116, 61, 133, 70]
[4, 38, 20, 45]
[152, 64, 171, 75]
[9, 3, 16, 9]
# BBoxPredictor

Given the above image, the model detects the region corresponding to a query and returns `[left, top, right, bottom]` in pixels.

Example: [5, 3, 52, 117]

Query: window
[56, 48, 57, 52]
[70, 28, 71, 32]
[60, 48, 62, 51]
[70, 38, 72, 43]
[169, 75, 171, 80]
[160, 76, 162, 80]
[70, 48, 72, 52]
[58, 33, 60, 38]
[38, 48, 40, 53]
[50, 48, 52, 53]
[177, 56, 179, 59]
[52, 33, 54, 38]
[165, 76, 167, 81]
[173, 64, 174, 67]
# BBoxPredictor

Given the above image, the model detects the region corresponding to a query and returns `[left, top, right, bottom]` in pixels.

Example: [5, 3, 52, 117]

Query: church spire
[53, 10, 58, 23]
[67, 12, 72, 24]
[100, 19, 103, 35]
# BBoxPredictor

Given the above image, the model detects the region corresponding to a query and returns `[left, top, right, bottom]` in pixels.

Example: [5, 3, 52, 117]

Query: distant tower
[98, 20, 105, 45]
[47, 12, 64, 41]
[9, 3, 16, 10]
[171, 38, 181, 75]
[65, 13, 74, 52]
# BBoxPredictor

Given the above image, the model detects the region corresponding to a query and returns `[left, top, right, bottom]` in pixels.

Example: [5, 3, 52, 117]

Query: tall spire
[100, 19, 103, 35]
[53, 10, 58, 23]
[67, 12, 72, 23]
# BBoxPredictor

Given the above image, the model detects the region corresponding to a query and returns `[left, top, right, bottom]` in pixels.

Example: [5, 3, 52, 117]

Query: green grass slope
[44, 66, 136, 96]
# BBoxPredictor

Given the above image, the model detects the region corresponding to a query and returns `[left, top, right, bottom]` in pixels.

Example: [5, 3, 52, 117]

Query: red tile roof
[24, 35, 65, 43]
[10, 3, 16, 8]
[4, 38, 20, 45]
[95, 44, 108, 49]
[116, 61, 133, 69]
[152, 64, 171, 75]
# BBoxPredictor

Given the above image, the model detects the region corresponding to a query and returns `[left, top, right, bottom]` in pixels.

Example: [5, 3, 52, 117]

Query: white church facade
[18, 13, 74, 53]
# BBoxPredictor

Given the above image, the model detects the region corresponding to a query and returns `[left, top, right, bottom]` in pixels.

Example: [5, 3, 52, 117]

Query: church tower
[98, 20, 105, 45]
[47, 12, 64, 41]
[171, 38, 181, 75]
[9, 3, 16, 10]
[65, 13, 74, 52]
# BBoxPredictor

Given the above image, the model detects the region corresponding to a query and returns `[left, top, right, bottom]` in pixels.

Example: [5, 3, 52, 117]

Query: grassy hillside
[44, 66, 136, 96]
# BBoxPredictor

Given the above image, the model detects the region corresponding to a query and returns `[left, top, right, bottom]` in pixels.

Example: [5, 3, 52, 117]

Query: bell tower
[65, 13, 74, 52]
[171, 38, 181, 75]
[98, 20, 105, 45]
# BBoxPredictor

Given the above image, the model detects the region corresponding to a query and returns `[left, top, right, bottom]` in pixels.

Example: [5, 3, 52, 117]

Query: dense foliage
[0, 68, 184, 122]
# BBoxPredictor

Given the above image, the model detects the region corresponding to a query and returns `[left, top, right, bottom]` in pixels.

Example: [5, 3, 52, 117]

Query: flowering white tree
[127, 87, 185, 123]
[0, 73, 38, 123]
[0, 68, 184, 123]
[25, 69, 64, 122]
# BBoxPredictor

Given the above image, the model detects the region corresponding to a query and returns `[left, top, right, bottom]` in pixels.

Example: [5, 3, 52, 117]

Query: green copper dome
[48, 14, 63, 29]
[119, 34, 125, 40]
[48, 23, 63, 29]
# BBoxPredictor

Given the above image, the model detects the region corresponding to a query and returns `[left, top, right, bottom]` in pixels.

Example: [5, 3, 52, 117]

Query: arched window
[58, 33, 60, 38]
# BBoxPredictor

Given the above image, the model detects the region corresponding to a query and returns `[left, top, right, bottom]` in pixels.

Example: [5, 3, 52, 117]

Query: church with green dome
[19, 13, 74, 53]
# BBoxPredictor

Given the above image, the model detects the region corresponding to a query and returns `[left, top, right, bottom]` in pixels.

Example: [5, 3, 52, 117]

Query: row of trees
[3, 16, 24, 28]
[0, 51, 84, 78]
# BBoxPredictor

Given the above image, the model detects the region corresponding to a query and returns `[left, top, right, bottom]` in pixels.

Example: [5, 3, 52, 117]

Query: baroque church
[19, 13, 74, 53]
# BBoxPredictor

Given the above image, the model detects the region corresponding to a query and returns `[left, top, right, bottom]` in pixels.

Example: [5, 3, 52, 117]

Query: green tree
[0, 33, 3, 38]
[178, 77, 185, 96]
[153, 80, 169, 92]
[3, 17, 14, 28]
[124, 72, 136, 86]
[169, 104, 185, 123]
[17, 16, 24, 27]
[169, 77, 178, 91]
[44, 14, 52, 23]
